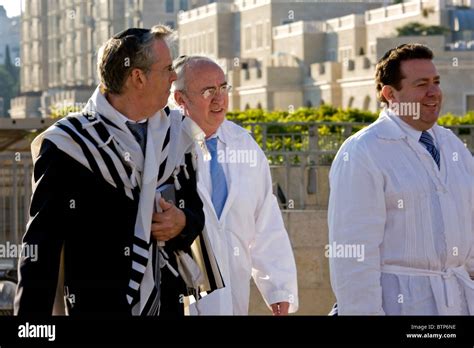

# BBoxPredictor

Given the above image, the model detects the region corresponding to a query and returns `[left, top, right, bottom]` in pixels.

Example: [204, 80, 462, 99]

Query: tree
[396, 22, 450, 36]
[0, 45, 20, 116]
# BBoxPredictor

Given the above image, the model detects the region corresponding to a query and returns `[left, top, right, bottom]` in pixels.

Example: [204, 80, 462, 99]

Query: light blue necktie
[419, 131, 440, 170]
[206, 137, 228, 219]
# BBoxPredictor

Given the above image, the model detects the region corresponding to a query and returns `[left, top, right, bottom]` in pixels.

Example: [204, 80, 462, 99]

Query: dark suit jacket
[14, 139, 204, 316]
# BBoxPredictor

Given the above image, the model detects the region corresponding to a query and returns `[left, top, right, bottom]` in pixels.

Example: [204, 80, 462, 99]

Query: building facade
[0, 6, 20, 66]
[10, 0, 212, 119]
[178, 0, 474, 114]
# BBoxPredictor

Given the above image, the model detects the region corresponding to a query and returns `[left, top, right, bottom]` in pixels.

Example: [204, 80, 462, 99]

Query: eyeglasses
[191, 85, 232, 100]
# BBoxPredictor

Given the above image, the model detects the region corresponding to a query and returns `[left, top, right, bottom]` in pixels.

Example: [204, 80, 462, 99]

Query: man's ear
[381, 85, 397, 104]
[129, 68, 146, 90]
[174, 90, 185, 106]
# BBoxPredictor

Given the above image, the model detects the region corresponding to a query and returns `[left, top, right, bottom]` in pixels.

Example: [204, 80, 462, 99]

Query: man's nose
[170, 71, 177, 83]
[427, 83, 441, 97]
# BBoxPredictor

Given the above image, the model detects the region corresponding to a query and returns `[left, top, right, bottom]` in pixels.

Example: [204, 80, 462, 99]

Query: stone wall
[248, 209, 335, 315]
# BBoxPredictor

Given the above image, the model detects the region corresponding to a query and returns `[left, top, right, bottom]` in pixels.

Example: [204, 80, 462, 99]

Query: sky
[0, 0, 22, 18]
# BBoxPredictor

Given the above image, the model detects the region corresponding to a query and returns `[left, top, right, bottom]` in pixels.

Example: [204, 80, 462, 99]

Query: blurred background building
[178, 0, 474, 114]
[7, 0, 474, 119]
[9, 0, 212, 118]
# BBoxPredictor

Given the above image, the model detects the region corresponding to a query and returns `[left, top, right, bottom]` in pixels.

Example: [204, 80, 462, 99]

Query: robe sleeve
[328, 138, 386, 315]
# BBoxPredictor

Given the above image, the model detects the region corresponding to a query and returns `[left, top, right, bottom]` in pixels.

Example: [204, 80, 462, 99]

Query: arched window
[363, 95, 371, 110]
[348, 96, 354, 108]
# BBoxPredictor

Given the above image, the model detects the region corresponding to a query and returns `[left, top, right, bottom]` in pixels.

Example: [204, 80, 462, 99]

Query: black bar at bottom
[0, 316, 473, 345]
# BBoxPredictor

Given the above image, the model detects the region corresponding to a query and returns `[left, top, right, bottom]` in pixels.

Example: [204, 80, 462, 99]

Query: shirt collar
[207, 126, 227, 146]
[386, 108, 435, 142]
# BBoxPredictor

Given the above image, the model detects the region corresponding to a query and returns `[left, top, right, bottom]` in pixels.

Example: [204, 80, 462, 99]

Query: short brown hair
[97, 24, 175, 95]
[375, 43, 434, 104]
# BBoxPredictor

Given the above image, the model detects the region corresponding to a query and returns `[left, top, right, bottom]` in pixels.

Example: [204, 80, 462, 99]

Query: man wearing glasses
[173, 56, 298, 315]
[14, 26, 206, 316]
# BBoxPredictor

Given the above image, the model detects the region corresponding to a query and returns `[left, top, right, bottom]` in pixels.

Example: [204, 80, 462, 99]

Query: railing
[244, 121, 474, 155]
[0, 153, 33, 246]
[2, 122, 474, 243]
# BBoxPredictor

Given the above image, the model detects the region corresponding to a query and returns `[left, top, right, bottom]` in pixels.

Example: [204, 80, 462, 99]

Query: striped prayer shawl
[31, 88, 223, 314]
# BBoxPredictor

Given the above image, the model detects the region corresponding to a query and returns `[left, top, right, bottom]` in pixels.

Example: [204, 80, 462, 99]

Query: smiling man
[173, 56, 298, 315]
[328, 44, 474, 315]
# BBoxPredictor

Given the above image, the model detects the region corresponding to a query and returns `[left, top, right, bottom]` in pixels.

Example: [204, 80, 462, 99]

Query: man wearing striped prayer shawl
[14, 25, 212, 316]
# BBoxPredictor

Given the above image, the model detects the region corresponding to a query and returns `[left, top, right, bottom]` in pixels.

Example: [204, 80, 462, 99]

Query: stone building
[10, 0, 212, 119]
[178, 0, 474, 114]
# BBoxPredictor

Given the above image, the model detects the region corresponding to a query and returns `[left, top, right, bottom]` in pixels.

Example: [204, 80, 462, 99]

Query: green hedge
[226, 107, 474, 163]
[227, 106, 474, 126]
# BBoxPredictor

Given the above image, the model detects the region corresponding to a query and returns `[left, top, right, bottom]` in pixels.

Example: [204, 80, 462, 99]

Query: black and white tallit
[31, 86, 224, 315]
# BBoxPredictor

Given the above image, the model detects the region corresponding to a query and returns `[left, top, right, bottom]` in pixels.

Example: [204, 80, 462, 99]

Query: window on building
[319, 64, 325, 74]
[200, 34, 205, 53]
[265, 21, 271, 47]
[256, 60, 262, 78]
[327, 49, 336, 61]
[339, 47, 352, 61]
[207, 31, 214, 54]
[467, 95, 474, 112]
[256, 23, 263, 48]
[166, 0, 174, 13]
[179, 0, 188, 11]
[369, 43, 376, 55]
[363, 95, 371, 110]
[244, 68, 250, 80]
[182, 38, 187, 55]
[348, 96, 354, 108]
[166, 21, 174, 29]
[245, 26, 252, 50]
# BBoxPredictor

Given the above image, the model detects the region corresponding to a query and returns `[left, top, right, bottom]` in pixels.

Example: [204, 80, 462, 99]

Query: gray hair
[97, 24, 176, 95]
[172, 55, 222, 92]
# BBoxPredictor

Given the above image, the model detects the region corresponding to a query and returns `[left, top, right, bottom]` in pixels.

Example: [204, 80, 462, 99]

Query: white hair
[172, 55, 223, 92]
